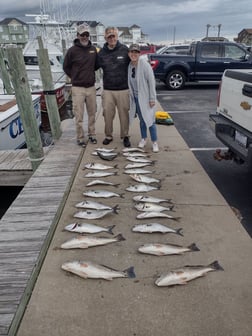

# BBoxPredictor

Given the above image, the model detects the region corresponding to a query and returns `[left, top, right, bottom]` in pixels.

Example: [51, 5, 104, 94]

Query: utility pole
[206, 24, 211, 37]
[173, 26, 176, 44]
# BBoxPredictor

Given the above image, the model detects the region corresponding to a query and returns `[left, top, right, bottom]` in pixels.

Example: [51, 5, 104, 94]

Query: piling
[5, 47, 44, 171]
[36, 37, 62, 140]
[0, 48, 14, 94]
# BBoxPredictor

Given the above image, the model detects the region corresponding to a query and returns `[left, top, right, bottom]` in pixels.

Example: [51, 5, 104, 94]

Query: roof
[130, 24, 140, 29]
[0, 18, 27, 25]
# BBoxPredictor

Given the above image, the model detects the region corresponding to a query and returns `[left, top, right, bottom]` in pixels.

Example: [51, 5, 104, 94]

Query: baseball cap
[129, 43, 140, 52]
[77, 24, 89, 35]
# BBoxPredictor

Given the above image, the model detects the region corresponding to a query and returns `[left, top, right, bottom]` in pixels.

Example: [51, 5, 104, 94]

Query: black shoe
[89, 136, 97, 144]
[123, 136, 131, 147]
[77, 140, 86, 147]
[103, 138, 113, 145]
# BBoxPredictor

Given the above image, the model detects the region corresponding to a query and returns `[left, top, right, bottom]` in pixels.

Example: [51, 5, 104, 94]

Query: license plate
[235, 130, 247, 147]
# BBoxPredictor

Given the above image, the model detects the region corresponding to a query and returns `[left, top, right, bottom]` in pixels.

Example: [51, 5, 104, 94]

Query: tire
[165, 70, 186, 90]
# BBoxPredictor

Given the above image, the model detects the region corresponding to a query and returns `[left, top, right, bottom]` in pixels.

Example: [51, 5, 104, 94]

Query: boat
[23, 39, 66, 85]
[0, 94, 41, 150]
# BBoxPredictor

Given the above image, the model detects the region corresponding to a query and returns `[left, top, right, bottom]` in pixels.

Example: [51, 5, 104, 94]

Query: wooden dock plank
[0, 147, 53, 186]
[0, 119, 83, 335]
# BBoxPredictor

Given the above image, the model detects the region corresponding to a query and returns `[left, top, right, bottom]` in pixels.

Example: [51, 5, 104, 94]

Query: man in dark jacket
[63, 24, 98, 147]
[98, 27, 131, 147]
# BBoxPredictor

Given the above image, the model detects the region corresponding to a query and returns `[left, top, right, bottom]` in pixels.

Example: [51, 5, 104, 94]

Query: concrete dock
[1, 99, 251, 336]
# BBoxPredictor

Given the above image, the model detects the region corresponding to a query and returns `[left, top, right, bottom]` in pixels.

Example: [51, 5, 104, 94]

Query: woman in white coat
[128, 43, 159, 152]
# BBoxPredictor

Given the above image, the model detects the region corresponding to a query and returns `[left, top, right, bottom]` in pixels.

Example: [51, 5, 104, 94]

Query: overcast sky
[1, 0, 251, 44]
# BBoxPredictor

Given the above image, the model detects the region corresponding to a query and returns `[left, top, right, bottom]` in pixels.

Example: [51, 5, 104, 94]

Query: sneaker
[123, 136, 131, 147]
[103, 138, 113, 145]
[89, 136, 97, 144]
[138, 139, 147, 148]
[152, 142, 159, 153]
[77, 140, 86, 147]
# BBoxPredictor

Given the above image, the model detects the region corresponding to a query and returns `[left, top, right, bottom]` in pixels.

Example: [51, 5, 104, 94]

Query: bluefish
[138, 242, 200, 256]
[132, 223, 183, 235]
[64, 223, 115, 235]
[60, 233, 125, 249]
[74, 205, 119, 219]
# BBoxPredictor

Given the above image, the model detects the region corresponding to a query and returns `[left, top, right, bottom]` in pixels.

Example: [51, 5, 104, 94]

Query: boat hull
[0, 95, 41, 150]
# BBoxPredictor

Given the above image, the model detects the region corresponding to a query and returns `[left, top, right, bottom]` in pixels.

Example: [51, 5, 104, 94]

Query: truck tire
[165, 70, 186, 90]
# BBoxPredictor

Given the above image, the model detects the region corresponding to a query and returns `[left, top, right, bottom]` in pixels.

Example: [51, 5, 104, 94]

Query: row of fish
[122, 147, 224, 286]
[60, 146, 223, 286]
[61, 147, 136, 280]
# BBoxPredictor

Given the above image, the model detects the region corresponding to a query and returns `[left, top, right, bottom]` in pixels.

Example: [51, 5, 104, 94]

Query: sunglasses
[107, 35, 116, 39]
[80, 32, 89, 37]
[132, 67, 135, 78]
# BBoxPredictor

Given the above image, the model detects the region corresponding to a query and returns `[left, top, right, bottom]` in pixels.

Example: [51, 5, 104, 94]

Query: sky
[1, 0, 252, 44]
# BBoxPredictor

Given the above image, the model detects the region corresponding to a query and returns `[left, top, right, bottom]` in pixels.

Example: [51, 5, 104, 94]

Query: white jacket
[128, 57, 157, 128]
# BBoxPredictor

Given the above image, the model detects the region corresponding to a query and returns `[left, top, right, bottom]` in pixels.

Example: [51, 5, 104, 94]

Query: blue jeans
[135, 97, 157, 142]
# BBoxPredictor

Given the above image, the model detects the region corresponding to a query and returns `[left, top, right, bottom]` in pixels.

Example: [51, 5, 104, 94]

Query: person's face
[128, 50, 140, 63]
[106, 32, 118, 48]
[78, 31, 90, 43]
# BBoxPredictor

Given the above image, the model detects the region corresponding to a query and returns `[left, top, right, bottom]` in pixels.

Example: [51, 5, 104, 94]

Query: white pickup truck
[210, 69, 252, 168]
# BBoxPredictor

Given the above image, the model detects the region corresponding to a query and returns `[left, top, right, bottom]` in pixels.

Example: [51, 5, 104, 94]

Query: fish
[136, 212, 180, 221]
[123, 152, 149, 157]
[60, 233, 125, 249]
[64, 223, 115, 235]
[61, 260, 136, 280]
[84, 162, 118, 170]
[122, 147, 146, 153]
[84, 171, 118, 178]
[83, 190, 124, 198]
[96, 147, 117, 152]
[138, 242, 200, 256]
[133, 195, 173, 204]
[126, 184, 160, 193]
[134, 202, 174, 212]
[155, 260, 224, 287]
[86, 179, 120, 187]
[129, 174, 161, 184]
[74, 205, 119, 219]
[125, 162, 153, 169]
[75, 200, 113, 210]
[97, 151, 118, 161]
[126, 157, 155, 164]
[124, 168, 154, 175]
[132, 223, 183, 235]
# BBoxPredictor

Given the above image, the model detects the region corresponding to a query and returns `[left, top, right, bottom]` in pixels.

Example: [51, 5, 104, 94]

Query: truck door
[222, 44, 251, 70]
[195, 44, 224, 80]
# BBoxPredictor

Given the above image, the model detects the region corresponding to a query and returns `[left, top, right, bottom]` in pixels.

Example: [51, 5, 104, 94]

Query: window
[24, 56, 39, 65]
[201, 45, 220, 58]
[224, 45, 246, 60]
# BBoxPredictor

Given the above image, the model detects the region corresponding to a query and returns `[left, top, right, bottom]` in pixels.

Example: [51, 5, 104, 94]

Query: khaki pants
[71, 86, 96, 141]
[101, 89, 130, 139]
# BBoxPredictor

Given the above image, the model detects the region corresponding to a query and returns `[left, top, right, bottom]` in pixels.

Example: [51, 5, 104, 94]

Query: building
[235, 29, 252, 46]
[0, 17, 149, 49]
[68, 21, 149, 47]
[0, 18, 29, 47]
[117, 25, 149, 46]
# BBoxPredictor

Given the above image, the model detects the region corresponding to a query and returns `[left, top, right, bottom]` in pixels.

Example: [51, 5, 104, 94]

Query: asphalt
[16, 98, 252, 336]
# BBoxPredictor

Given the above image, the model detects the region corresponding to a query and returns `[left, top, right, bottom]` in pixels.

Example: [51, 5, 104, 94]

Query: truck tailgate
[217, 69, 252, 132]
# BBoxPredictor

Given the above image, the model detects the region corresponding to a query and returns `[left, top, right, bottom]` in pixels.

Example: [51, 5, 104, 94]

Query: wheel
[165, 70, 186, 90]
